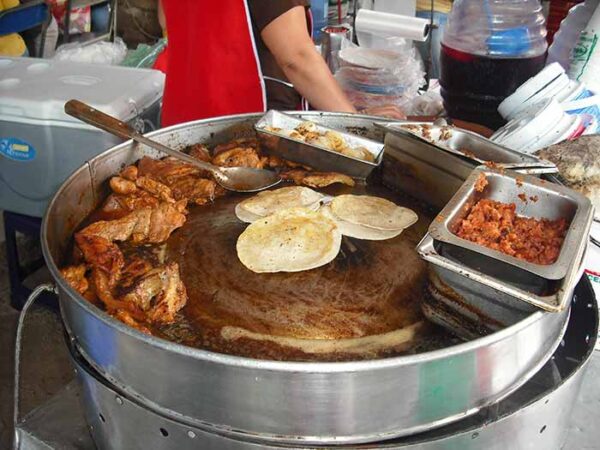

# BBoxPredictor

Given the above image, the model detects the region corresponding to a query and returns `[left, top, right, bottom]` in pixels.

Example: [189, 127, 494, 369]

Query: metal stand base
[15, 281, 598, 450]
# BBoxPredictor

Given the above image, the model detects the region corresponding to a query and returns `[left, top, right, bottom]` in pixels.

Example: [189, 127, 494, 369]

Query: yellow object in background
[0, 0, 27, 56]
[416, 0, 452, 14]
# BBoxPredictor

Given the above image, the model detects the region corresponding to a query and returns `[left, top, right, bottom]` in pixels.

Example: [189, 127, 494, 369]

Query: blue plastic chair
[0, 0, 50, 57]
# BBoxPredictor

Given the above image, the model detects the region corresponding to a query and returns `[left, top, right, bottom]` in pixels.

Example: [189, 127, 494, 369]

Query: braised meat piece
[120, 261, 187, 324]
[188, 143, 211, 162]
[212, 146, 267, 169]
[61, 265, 89, 294]
[138, 156, 202, 184]
[137, 156, 218, 204]
[110, 176, 137, 195]
[265, 155, 312, 170]
[120, 165, 138, 181]
[280, 170, 355, 188]
[75, 202, 186, 290]
[114, 309, 152, 334]
[101, 191, 160, 219]
[135, 176, 176, 203]
[213, 138, 258, 156]
[169, 176, 219, 205]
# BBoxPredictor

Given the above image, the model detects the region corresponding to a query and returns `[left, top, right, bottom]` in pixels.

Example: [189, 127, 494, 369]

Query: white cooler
[0, 57, 165, 217]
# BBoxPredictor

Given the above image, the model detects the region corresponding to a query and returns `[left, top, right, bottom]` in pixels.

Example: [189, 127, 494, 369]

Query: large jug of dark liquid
[440, 0, 548, 130]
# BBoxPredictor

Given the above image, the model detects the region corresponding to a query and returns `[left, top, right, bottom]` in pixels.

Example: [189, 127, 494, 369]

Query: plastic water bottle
[311, 0, 329, 42]
[546, 0, 584, 44]
[439, 0, 548, 130]
[547, 0, 600, 71]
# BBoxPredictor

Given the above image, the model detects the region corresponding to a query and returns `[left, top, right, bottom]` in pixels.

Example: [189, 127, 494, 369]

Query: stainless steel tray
[382, 128, 474, 210]
[255, 110, 383, 178]
[418, 215, 589, 312]
[379, 122, 557, 174]
[429, 167, 594, 281]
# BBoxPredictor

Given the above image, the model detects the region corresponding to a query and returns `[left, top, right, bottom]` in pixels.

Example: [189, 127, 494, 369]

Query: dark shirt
[247, 0, 311, 111]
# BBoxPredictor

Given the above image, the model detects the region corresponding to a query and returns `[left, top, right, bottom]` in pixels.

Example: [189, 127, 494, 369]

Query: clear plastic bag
[54, 38, 128, 66]
[334, 37, 425, 110]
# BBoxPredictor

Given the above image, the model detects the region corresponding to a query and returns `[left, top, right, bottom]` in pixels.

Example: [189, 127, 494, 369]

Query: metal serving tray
[429, 167, 593, 281]
[418, 227, 588, 313]
[379, 122, 557, 174]
[255, 110, 383, 178]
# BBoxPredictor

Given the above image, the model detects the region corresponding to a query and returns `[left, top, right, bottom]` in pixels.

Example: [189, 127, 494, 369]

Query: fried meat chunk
[169, 176, 218, 205]
[113, 309, 152, 334]
[137, 156, 217, 204]
[212, 146, 266, 169]
[265, 155, 312, 170]
[138, 156, 202, 184]
[120, 262, 187, 324]
[101, 191, 160, 218]
[110, 176, 137, 195]
[188, 143, 211, 162]
[136, 176, 175, 203]
[280, 170, 355, 188]
[213, 138, 258, 156]
[60, 265, 89, 294]
[75, 202, 186, 289]
[120, 165, 138, 181]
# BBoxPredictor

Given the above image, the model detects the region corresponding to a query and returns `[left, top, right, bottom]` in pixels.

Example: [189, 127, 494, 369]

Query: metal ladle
[64, 100, 282, 193]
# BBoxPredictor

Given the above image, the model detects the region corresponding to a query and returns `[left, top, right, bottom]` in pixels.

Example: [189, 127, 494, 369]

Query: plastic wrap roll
[355, 9, 430, 44]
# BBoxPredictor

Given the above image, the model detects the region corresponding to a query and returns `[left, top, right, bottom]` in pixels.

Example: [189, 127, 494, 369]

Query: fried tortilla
[321, 205, 405, 240]
[330, 195, 418, 231]
[235, 186, 323, 223]
[236, 207, 341, 273]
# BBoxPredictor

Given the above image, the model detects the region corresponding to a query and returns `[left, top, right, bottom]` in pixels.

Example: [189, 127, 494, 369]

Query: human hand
[359, 105, 407, 120]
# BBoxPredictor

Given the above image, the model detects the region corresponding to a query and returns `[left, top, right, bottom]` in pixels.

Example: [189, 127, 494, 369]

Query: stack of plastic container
[491, 62, 598, 153]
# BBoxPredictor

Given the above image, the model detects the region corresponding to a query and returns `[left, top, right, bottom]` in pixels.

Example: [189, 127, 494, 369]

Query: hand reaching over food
[359, 105, 407, 120]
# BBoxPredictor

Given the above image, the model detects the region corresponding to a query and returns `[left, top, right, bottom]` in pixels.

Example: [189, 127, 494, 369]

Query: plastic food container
[491, 98, 586, 153]
[498, 62, 597, 121]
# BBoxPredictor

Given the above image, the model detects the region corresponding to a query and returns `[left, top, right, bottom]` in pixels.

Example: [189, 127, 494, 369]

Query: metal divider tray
[429, 167, 594, 281]
[418, 223, 589, 312]
[378, 122, 557, 174]
[255, 110, 383, 178]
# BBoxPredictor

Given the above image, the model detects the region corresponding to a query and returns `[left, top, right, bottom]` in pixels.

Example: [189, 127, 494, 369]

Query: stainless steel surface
[380, 122, 558, 173]
[423, 268, 540, 340]
[65, 100, 281, 193]
[320, 24, 352, 73]
[430, 167, 594, 282]
[419, 230, 588, 315]
[41, 112, 572, 444]
[255, 110, 383, 179]
[51, 278, 595, 450]
[382, 129, 476, 210]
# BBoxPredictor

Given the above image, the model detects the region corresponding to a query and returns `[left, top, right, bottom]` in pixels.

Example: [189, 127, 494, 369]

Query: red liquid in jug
[440, 44, 546, 130]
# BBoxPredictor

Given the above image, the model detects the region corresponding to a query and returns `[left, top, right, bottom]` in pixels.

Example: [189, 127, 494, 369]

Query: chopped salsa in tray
[454, 199, 569, 266]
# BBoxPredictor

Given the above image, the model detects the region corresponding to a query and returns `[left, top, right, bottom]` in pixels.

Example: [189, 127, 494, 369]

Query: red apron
[160, 0, 267, 127]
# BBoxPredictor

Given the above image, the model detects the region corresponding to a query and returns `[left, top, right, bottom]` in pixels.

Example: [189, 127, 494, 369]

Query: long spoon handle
[64, 99, 221, 175]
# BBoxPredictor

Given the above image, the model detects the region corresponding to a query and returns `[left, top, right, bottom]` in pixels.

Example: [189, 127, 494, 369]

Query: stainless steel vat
[69, 277, 598, 449]
[41, 112, 571, 445]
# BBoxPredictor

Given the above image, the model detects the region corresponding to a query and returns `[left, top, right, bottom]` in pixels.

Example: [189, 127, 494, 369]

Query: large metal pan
[41, 113, 570, 445]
